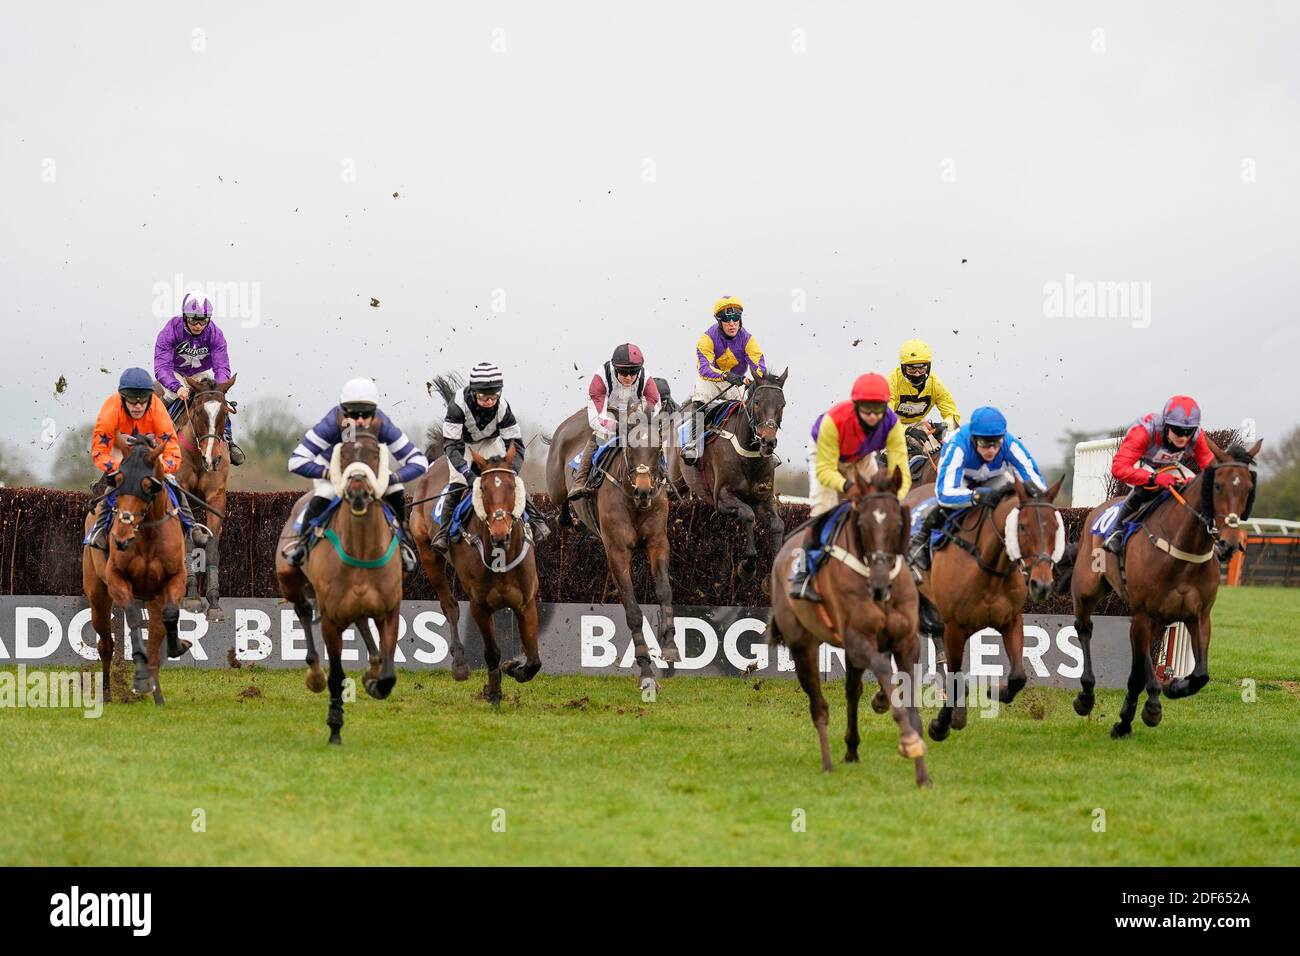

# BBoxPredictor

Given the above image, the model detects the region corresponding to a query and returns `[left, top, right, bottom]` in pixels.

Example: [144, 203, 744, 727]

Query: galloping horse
[171, 373, 236, 622]
[667, 369, 789, 579]
[408, 444, 541, 706]
[905, 474, 1065, 741]
[769, 467, 931, 785]
[81, 435, 191, 704]
[1065, 438, 1261, 738]
[275, 423, 403, 745]
[546, 401, 680, 692]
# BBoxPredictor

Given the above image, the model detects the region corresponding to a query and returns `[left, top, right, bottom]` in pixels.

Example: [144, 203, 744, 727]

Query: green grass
[2, 587, 1297, 866]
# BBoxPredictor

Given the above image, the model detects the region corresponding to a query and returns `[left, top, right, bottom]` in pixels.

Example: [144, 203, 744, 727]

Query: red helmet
[1162, 395, 1202, 430]
[612, 343, 644, 370]
[850, 373, 891, 404]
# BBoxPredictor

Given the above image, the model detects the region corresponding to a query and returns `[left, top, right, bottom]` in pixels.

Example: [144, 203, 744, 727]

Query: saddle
[569, 437, 620, 492]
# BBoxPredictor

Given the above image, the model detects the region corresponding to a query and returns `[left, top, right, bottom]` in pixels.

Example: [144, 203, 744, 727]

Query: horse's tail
[766, 610, 786, 647]
[428, 373, 462, 407]
[538, 432, 553, 447]
[1052, 540, 1079, 595]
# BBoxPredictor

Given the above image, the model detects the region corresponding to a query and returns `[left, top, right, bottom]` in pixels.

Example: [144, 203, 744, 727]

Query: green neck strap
[322, 527, 398, 568]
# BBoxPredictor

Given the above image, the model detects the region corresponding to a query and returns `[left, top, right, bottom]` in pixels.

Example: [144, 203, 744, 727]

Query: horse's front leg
[997, 611, 1027, 704]
[470, 602, 503, 708]
[930, 622, 967, 740]
[124, 598, 152, 696]
[606, 542, 656, 691]
[646, 531, 678, 663]
[358, 617, 383, 694]
[1112, 611, 1153, 738]
[504, 597, 542, 683]
[716, 487, 758, 579]
[420, 541, 469, 681]
[183, 498, 205, 613]
[147, 599, 172, 706]
[1164, 613, 1210, 699]
[866, 644, 930, 787]
[322, 619, 346, 745]
[203, 501, 226, 623]
[364, 606, 400, 700]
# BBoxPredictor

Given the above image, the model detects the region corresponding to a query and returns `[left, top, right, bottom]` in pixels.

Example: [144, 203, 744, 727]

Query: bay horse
[667, 369, 789, 579]
[904, 473, 1066, 741]
[769, 467, 930, 785]
[172, 373, 236, 622]
[546, 401, 680, 693]
[275, 423, 403, 745]
[81, 435, 190, 704]
[1064, 438, 1261, 738]
[408, 444, 541, 706]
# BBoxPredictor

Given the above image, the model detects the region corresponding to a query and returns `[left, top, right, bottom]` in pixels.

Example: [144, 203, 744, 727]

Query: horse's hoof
[870, 691, 890, 715]
[928, 719, 950, 742]
[166, 639, 192, 660]
[950, 710, 968, 731]
[917, 775, 934, 789]
[1141, 705, 1162, 728]
[1162, 679, 1187, 699]
[660, 643, 682, 664]
[206, 606, 226, 624]
[490, 696, 502, 711]
[451, 660, 471, 682]
[182, 597, 205, 613]
[1073, 694, 1094, 717]
[328, 734, 342, 746]
[305, 669, 326, 693]
[1110, 722, 1132, 739]
[998, 680, 1025, 704]
[133, 675, 152, 695]
[843, 751, 859, 763]
[899, 733, 927, 759]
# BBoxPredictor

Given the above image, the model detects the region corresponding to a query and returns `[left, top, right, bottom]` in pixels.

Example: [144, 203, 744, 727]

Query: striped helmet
[182, 292, 213, 320]
[1162, 395, 1201, 430]
[468, 361, 503, 394]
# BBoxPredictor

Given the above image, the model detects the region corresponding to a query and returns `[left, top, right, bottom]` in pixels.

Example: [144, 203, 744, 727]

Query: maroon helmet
[611, 343, 644, 373]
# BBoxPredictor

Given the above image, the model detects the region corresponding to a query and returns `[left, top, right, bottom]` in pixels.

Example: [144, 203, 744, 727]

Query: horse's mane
[1224, 444, 1257, 465]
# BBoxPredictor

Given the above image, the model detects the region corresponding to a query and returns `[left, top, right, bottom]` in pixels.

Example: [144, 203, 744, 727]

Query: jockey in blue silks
[907, 405, 1048, 576]
[282, 377, 428, 571]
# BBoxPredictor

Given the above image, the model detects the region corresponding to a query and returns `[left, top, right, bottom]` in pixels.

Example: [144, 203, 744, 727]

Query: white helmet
[340, 377, 380, 408]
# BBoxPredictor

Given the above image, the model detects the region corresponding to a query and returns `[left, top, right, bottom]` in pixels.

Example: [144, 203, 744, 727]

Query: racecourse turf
[1, 586, 1296, 866]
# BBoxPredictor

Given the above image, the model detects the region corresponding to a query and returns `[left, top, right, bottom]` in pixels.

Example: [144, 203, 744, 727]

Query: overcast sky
[2, 1, 1297, 478]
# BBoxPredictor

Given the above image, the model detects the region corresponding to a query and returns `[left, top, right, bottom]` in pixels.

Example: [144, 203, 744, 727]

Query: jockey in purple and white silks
[282, 377, 428, 571]
[153, 291, 244, 465]
[680, 295, 767, 464]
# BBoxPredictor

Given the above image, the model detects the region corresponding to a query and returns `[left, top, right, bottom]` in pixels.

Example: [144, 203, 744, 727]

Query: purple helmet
[182, 292, 213, 320]
[1162, 395, 1202, 430]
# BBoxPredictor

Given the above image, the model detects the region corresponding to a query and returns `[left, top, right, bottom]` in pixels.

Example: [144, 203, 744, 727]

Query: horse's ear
[504, 442, 517, 467]
[142, 476, 164, 495]
[1205, 434, 1230, 463]
[184, 375, 204, 391]
[777, 367, 789, 387]
[470, 448, 486, 471]
[1013, 474, 1027, 501]
[890, 465, 904, 493]
[1045, 475, 1065, 503]
[855, 472, 871, 495]
[1247, 438, 1263, 460]
[114, 433, 132, 453]
[145, 441, 165, 464]
[218, 373, 236, 393]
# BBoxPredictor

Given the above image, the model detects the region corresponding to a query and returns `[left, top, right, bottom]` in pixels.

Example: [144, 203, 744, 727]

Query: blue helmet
[117, 367, 154, 393]
[970, 406, 1007, 438]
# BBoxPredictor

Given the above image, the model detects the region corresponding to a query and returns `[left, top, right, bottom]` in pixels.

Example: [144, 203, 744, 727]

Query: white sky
[2, 0, 1298, 476]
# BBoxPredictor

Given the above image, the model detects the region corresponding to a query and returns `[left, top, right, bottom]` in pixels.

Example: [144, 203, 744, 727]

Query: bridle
[848, 490, 909, 584]
[181, 387, 229, 472]
[997, 495, 1063, 583]
[1155, 460, 1257, 560]
[742, 381, 784, 458]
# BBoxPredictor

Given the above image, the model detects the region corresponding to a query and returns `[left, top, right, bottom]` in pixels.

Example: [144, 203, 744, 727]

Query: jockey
[568, 343, 662, 501]
[153, 291, 244, 465]
[1103, 395, 1215, 555]
[680, 295, 767, 464]
[85, 367, 203, 551]
[907, 405, 1047, 576]
[432, 361, 549, 554]
[787, 373, 909, 603]
[282, 377, 427, 571]
[890, 339, 961, 450]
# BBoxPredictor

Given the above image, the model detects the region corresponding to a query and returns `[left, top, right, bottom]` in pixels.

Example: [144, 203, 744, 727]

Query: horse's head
[746, 368, 788, 455]
[1006, 475, 1066, 602]
[108, 434, 168, 551]
[471, 444, 525, 546]
[851, 466, 910, 603]
[619, 402, 666, 510]
[184, 373, 236, 472]
[335, 422, 385, 516]
[1203, 437, 1263, 558]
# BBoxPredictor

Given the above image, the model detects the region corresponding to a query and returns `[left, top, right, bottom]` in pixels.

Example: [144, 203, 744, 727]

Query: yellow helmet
[713, 295, 744, 318]
[899, 339, 933, 365]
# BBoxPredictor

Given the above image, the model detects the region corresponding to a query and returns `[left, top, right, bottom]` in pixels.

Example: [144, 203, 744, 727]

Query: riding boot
[786, 548, 824, 604]
[222, 417, 245, 466]
[383, 490, 418, 572]
[168, 476, 209, 546]
[1103, 490, 1143, 555]
[566, 434, 601, 501]
[525, 500, 551, 543]
[284, 495, 330, 567]
[431, 483, 467, 557]
[680, 401, 702, 465]
[86, 499, 113, 552]
[907, 505, 946, 583]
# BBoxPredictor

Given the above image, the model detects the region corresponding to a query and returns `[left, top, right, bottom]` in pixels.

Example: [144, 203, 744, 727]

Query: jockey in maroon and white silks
[568, 344, 660, 500]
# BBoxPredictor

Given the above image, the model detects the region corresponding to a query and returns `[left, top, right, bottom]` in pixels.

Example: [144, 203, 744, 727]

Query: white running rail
[1072, 437, 1122, 508]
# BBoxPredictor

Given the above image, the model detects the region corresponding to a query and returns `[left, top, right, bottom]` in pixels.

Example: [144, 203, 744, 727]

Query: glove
[973, 485, 1004, 507]
[1154, 471, 1183, 490]
[724, 370, 746, 387]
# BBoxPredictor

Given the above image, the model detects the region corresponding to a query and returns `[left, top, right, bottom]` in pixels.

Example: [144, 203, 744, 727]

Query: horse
[275, 423, 403, 745]
[171, 373, 236, 622]
[904, 473, 1066, 741]
[407, 444, 541, 706]
[81, 435, 191, 705]
[902, 422, 944, 485]
[1062, 438, 1261, 738]
[768, 466, 931, 786]
[546, 400, 680, 692]
[667, 369, 789, 580]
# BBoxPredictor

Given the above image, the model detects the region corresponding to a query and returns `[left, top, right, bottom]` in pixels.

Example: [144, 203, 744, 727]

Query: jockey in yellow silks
[680, 295, 766, 464]
[889, 339, 961, 429]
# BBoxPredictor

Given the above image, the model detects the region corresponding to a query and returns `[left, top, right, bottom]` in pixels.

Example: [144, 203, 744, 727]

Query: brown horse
[1066, 438, 1261, 738]
[905, 474, 1066, 741]
[275, 424, 403, 745]
[408, 445, 541, 706]
[81, 435, 191, 704]
[172, 373, 236, 622]
[546, 401, 680, 692]
[768, 467, 931, 785]
[667, 370, 789, 579]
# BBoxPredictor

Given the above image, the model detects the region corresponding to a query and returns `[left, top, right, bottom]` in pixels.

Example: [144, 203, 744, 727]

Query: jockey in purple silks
[153, 291, 244, 465]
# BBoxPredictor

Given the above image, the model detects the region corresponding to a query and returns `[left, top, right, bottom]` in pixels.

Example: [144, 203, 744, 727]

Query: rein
[179, 388, 229, 471]
[323, 433, 397, 568]
[811, 491, 907, 639]
[1141, 462, 1255, 564]
[722, 381, 784, 460]
[464, 466, 532, 573]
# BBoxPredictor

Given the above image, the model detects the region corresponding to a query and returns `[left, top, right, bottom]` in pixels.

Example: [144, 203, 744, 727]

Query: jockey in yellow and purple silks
[787, 373, 909, 603]
[680, 295, 767, 464]
[889, 339, 961, 438]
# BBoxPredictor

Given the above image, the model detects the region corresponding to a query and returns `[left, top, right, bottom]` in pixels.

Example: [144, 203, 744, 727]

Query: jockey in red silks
[568, 343, 661, 501]
[153, 291, 244, 465]
[1103, 395, 1215, 554]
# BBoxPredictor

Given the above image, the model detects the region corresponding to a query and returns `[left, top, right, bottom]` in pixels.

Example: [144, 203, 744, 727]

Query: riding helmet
[611, 343, 644, 372]
[850, 373, 891, 404]
[468, 361, 504, 394]
[969, 406, 1008, 438]
[339, 377, 380, 409]
[182, 292, 213, 320]
[1162, 395, 1201, 430]
[713, 295, 744, 320]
